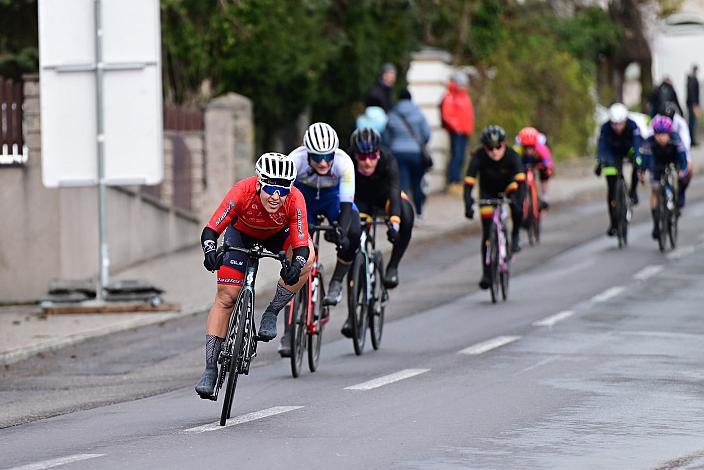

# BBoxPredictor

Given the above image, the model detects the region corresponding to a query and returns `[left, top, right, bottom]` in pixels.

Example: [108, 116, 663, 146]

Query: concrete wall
[202, 93, 255, 223]
[0, 77, 233, 302]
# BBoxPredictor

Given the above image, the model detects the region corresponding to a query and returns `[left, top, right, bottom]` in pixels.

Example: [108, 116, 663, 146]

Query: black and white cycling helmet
[255, 152, 297, 183]
[304, 122, 339, 155]
[480, 125, 506, 147]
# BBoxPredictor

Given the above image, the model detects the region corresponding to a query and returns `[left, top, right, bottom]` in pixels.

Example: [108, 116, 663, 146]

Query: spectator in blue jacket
[384, 88, 431, 216]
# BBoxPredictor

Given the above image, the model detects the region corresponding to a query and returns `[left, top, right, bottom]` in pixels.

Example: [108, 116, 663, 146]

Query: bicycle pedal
[255, 335, 271, 343]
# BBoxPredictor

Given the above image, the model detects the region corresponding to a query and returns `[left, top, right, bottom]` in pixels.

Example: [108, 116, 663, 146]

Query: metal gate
[0, 76, 28, 165]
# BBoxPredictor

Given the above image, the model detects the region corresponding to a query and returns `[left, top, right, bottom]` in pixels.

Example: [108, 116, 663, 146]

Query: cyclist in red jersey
[195, 153, 314, 398]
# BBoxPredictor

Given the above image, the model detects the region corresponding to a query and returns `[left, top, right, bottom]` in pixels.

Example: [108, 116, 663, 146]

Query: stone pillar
[407, 49, 453, 193]
[203, 93, 254, 223]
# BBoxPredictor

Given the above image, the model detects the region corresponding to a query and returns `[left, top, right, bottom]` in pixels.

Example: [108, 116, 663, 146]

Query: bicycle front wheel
[488, 226, 500, 304]
[307, 273, 324, 372]
[500, 228, 510, 301]
[347, 252, 368, 355]
[369, 250, 386, 350]
[290, 283, 308, 378]
[220, 288, 251, 426]
[658, 192, 668, 253]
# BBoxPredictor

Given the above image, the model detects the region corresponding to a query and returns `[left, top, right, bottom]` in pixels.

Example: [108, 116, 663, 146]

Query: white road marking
[513, 357, 558, 376]
[590, 286, 625, 303]
[344, 369, 430, 391]
[184, 406, 303, 433]
[532, 310, 574, 327]
[458, 336, 521, 355]
[7, 454, 105, 470]
[667, 245, 696, 260]
[633, 265, 664, 281]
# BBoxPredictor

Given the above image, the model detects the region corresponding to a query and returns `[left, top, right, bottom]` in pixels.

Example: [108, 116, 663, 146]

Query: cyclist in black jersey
[350, 127, 414, 289]
[464, 125, 526, 289]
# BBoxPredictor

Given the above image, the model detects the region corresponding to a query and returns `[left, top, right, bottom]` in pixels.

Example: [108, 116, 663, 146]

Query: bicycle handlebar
[215, 243, 287, 269]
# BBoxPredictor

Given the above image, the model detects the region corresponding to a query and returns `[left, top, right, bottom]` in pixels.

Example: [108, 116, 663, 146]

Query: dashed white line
[345, 369, 430, 391]
[667, 245, 696, 260]
[7, 454, 105, 470]
[633, 265, 664, 281]
[458, 336, 521, 355]
[184, 406, 303, 433]
[590, 286, 625, 303]
[533, 310, 574, 327]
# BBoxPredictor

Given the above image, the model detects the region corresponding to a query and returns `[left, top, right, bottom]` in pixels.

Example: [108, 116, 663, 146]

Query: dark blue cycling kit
[597, 118, 642, 170]
[640, 133, 688, 181]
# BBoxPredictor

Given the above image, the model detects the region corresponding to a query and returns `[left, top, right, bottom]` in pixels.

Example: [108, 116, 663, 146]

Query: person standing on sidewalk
[195, 153, 314, 399]
[365, 63, 396, 113]
[687, 64, 700, 146]
[384, 88, 431, 217]
[441, 71, 475, 196]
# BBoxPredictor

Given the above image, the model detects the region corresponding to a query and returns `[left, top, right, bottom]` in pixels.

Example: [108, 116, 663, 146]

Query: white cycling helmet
[608, 103, 629, 124]
[255, 152, 297, 182]
[303, 122, 339, 155]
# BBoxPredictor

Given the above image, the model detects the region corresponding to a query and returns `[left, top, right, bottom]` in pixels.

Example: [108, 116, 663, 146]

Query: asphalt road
[2, 184, 704, 469]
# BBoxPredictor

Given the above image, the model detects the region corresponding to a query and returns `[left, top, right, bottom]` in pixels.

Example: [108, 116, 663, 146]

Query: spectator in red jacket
[441, 71, 475, 195]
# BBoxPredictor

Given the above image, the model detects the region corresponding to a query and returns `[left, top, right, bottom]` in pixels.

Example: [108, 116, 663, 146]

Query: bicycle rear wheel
[347, 252, 368, 355]
[220, 289, 250, 426]
[369, 250, 386, 350]
[525, 196, 536, 246]
[290, 284, 308, 378]
[488, 226, 500, 304]
[307, 273, 324, 372]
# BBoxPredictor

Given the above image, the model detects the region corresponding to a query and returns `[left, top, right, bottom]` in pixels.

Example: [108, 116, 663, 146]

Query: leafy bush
[472, 35, 595, 158]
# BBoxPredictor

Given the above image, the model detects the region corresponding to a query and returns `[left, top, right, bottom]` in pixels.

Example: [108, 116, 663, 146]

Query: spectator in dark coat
[649, 76, 684, 118]
[365, 63, 396, 113]
[384, 88, 431, 216]
[687, 64, 700, 146]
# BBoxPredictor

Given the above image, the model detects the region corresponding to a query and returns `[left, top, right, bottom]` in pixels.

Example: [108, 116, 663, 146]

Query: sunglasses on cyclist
[484, 143, 504, 152]
[259, 179, 292, 197]
[308, 152, 335, 164]
[355, 150, 380, 161]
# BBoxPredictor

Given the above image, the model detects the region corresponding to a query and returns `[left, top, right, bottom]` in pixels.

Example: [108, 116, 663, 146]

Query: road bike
[287, 216, 334, 378]
[655, 163, 679, 252]
[347, 214, 389, 355]
[613, 168, 632, 249]
[480, 197, 511, 303]
[211, 244, 286, 426]
[522, 164, 543, 245]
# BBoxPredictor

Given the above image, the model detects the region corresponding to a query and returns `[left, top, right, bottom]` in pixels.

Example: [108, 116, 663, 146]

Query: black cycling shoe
[324, 280, 343, 306]
[651, 226, 660, 240]
[383, 267, 399, 289]
[258, 312, 277, 341]
[341, 318, 353, 338]
[479, 274, 491, 290]
[195, 366, 218, 399]
[540, 200, 549, 210]
[277, 333, 291, 358]
[630, 192, 639, 206]
[606, 226, 617, 237]
[511, 235, 522, 254]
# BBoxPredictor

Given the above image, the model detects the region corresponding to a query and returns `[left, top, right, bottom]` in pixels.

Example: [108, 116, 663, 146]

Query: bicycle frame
[523, 165, 541, 222]
[480, 199, 510, 274]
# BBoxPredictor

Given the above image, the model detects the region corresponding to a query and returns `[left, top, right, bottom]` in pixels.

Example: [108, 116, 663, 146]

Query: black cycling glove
[280, 247, 309, 286]
[594, 162, 602, 177]
[201, 227, 219, 272]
